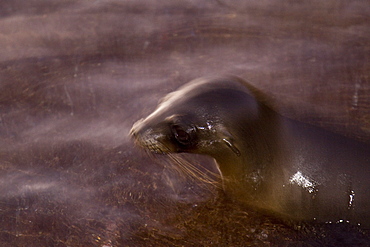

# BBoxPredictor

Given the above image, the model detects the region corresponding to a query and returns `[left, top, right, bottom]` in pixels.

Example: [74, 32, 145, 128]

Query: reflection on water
[0, 0, 369, 246]
[289, 171, 318, 194]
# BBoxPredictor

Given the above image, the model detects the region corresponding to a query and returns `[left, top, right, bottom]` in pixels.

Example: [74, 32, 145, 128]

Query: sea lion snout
[130, 118, 145, 137]
[130, 119, 153, 149]
[130, 117, 176, 153]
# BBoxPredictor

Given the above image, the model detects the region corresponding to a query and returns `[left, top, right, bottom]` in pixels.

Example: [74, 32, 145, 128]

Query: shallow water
[0, 1, 369, 246]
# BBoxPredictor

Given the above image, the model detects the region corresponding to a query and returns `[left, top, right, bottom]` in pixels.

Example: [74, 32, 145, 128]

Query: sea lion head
[130, 76, 262, 159]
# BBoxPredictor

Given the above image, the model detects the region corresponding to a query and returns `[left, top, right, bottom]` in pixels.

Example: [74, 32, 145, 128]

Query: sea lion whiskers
[166, 153, 222, 190]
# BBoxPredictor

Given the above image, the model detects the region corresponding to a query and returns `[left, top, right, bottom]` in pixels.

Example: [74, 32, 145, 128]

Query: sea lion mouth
[131, 133, 170, 154]
[137, 138, 170, 154]
[130, 123, 174, 154]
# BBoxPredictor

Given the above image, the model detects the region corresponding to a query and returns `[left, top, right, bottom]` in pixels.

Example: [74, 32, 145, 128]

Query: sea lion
[130, 76, 370, 228]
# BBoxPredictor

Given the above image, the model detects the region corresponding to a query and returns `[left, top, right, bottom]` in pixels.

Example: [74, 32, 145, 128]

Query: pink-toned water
[0, 1, 369, 246]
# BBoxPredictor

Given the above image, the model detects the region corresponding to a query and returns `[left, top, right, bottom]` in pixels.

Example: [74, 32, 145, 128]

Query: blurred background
[0, 1, 369, 246]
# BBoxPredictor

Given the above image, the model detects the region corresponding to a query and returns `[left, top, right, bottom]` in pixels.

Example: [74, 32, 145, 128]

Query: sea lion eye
[171, 124, 191, 145]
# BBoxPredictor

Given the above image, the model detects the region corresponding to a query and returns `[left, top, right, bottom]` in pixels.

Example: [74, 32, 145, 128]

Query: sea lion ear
[218, 127, 241, 156]
[222, 138, 241, 156]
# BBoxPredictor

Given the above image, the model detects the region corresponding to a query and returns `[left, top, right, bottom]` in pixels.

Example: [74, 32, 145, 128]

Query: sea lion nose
[130, 118, 145, 138]
[129, 127, 137, 138]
